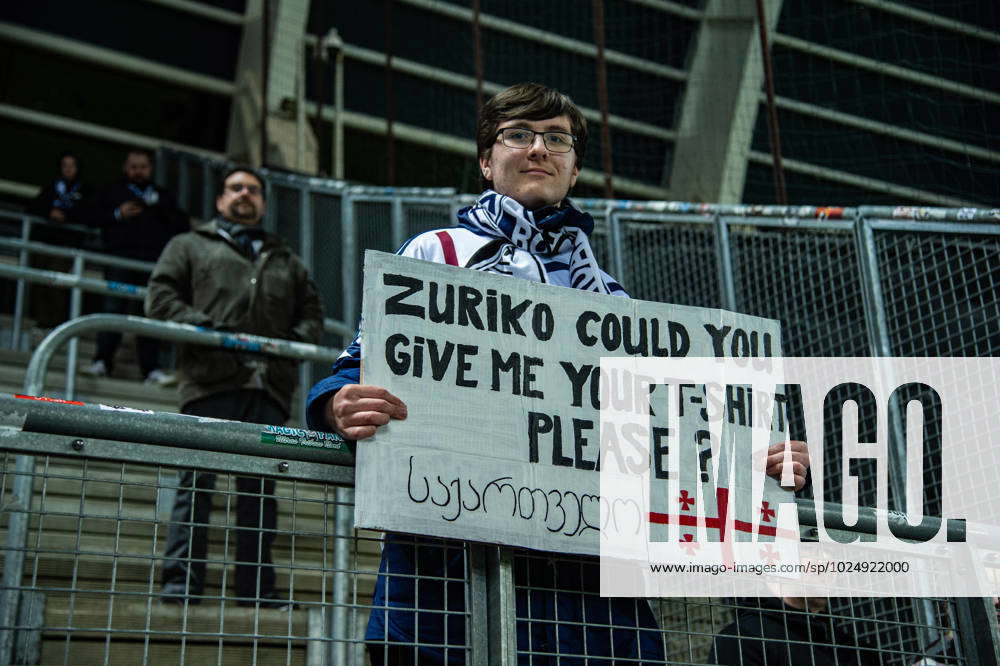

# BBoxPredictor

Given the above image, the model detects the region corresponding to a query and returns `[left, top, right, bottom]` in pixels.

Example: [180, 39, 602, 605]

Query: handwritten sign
[355, 251, 789, 556]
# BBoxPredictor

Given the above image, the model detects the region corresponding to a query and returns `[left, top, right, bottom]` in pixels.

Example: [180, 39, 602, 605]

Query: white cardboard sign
[355, 250, 789, 557]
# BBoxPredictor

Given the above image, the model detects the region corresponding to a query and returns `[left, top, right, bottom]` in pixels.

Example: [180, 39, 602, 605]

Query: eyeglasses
[496, 128, 576, 153]
[226, 183, 262, 195]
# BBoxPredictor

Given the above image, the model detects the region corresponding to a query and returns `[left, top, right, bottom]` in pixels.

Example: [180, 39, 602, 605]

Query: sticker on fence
[98, 404, 154, 414]
[14, 394, 85, 406]
[260, 425, 347, 451]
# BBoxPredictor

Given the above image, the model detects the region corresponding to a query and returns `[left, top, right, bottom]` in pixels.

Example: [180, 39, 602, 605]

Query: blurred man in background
[147, 166, 323, 608]
[86, 148, 188, 384]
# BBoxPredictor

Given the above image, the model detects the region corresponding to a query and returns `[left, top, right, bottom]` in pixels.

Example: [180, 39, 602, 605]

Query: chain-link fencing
[61, 149, 996, 664]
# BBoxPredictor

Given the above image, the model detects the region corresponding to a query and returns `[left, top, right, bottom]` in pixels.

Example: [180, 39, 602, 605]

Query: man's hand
[766, 440, 809, 491]
[326, 384, 407, 440]
[48, 208, 66, 222]
[118, 201, 144, 219]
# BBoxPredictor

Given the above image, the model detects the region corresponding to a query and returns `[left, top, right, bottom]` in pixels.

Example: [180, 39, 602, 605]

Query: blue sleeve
[304, 229, 444, 432]
[305, 334, 360, 431]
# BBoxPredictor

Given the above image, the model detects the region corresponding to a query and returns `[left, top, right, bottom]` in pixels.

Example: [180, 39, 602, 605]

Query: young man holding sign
[307, 83, 808, 664]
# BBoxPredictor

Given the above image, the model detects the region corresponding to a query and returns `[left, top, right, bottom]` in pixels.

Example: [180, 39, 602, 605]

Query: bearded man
[147, 166, 324, 608]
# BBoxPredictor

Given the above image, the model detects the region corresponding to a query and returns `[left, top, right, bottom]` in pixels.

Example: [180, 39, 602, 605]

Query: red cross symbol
[678, 490, 695, 510]
[759, 544, 781, 564]
[760, 501, 775, 522]
[680, 533, 700, 556]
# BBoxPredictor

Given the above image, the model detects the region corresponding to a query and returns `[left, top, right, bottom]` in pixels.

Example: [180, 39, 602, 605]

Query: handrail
[0, 259, 356, 339]
[0, 237, 156, 272]
[25, 313, 342, 394]
[0, 262, 148, 301]
[0, 392, 353, 467]
[794, 498, 973, 545]
[0, 209, 99, 241]
[0, 383, 967, 546]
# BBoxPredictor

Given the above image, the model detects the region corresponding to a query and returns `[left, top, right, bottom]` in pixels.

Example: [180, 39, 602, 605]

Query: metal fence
[1, 149, 997, 663]
[2, 393, 996, 665]
[0, 209, 119, 348]
[0, 396, 358, 666]
[0, 315, 353, 665]
[119, 152, 1000, 660]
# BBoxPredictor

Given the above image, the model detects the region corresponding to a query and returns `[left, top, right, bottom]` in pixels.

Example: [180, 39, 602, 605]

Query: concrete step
[22, 552, 345, 606]
[0, 347, 179, 413]
[40, 635, 311, 666]
[42, 595, 313, 640]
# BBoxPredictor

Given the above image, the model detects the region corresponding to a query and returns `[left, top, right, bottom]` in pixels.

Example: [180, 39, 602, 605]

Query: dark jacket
[145, 219, 324, 416]
[91, 179, 189, 261]
[707, 598, 880, 666]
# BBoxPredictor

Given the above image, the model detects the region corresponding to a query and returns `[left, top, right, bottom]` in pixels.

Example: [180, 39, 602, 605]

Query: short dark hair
[59, 152, 80, 169]
[218, 166, 266, 199]
[124, 148, 154, 163]
[476, 83, 587, 190]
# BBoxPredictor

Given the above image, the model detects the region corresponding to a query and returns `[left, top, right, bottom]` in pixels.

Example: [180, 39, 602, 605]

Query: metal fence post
[261, 176, 276, 235]
[853, 212, 908, 491]
[391, 196, 405, 251]
[0, 452, 35, 665]
[853, 210, 942, 649]
[327, 486, 353, 665]
[11, 216, 31, 349]
[467, 545, 490, 666]
[331, 30, 345, 180]
[177, 157, 191, 215]
[714, 213, 738, 310]
[64, 255, 84, 400]
[487, 547, 517, 665]
[300, 187, 314, 271]
[342, 191, 358, 325]
[853, 212, 893, 359]
[956, 597, 1000, 665]
[201, 160, 215, 221]
[606, 204, 625, 282]
[299, 187, 314, 424]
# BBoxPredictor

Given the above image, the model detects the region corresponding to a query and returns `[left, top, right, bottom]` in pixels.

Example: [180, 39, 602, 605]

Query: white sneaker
[84, 360, 108, 377]
[145, 369, 177, 387]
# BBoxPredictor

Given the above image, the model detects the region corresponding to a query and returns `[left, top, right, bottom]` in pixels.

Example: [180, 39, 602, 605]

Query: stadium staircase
[0, 319, 380, 665]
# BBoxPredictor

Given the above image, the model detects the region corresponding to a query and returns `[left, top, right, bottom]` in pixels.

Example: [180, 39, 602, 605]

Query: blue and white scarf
[456, 190, 619, 295]
[52, 179, 80, 210]
[127, 182, 159, 206]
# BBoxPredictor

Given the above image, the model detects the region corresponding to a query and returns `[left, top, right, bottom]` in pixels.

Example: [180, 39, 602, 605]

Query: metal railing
[0, 209, 122, 359]
[2, 393, 998, 664]
[0, 314, 996, 663]
[156, 146, 1000, 334]
[0, 315, 350, 665]
[3, 149, 997, 663]
[0, 236, 354, 406]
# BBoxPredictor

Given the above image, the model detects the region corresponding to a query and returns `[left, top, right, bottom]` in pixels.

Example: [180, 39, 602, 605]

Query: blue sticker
[107, 281, 139, 294]
[221, 337, 263, 352]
